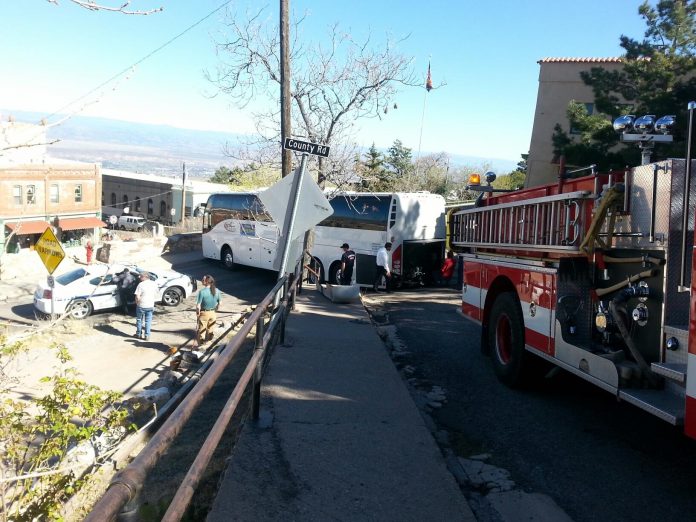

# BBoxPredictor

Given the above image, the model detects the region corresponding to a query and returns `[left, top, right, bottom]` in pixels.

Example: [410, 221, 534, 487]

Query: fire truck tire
[488, 291, 532, 387]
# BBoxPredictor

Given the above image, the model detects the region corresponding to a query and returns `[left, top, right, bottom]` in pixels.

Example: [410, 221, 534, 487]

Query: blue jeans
[136, 306, 154, 337]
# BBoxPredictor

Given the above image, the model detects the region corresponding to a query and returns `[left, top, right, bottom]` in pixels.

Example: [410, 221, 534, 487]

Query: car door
[87, 273, 119, 310]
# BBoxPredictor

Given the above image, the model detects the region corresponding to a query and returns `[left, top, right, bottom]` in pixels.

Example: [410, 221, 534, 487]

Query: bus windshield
[320, 195, 391, 231]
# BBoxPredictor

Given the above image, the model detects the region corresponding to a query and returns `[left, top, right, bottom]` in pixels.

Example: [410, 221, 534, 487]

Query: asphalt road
[367, 288, 696, 522]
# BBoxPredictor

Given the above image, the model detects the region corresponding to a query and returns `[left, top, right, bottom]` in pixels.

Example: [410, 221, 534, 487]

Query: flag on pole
[425, 62, 433, 92]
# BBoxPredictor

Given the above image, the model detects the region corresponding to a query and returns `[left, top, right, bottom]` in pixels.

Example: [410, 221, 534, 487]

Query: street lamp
[613, 113, 675, 165]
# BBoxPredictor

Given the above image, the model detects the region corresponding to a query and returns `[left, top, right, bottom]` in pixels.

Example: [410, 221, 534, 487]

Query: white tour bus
[201, 191, 446, 287]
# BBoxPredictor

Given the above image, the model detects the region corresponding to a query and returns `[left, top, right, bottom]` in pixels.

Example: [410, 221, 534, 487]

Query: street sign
[109, 215, 117, 225]
[47, 275, 55, 288]
[35, 227, 66, 275]
[283, 137, 330, 158]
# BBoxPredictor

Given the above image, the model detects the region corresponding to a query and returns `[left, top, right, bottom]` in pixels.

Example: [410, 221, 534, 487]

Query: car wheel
[162, 287, 183, 306]
[136, 227, 142, 232]
[222, 246, 234, 270]
[68, 299, 93, 320]
[120, 225, 126, 231]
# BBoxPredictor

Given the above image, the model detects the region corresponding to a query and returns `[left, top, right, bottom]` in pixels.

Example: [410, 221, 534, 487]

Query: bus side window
[389, 200, 397, 228]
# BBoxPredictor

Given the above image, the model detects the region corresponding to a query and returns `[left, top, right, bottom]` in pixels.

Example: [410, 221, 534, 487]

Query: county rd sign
[283, 137, 330, 158]
[35, 227, 66, 275]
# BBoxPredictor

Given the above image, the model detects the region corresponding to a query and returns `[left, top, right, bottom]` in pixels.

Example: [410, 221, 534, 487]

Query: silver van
[117, 216, 146, 232]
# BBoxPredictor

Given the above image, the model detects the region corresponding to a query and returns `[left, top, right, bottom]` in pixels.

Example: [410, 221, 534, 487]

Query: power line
[45, 0, 234, 121]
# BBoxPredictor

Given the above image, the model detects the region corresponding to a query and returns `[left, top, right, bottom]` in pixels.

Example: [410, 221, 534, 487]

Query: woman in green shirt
[196, 275, 221, 347]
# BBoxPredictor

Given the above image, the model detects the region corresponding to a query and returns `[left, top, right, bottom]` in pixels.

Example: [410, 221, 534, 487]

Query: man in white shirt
[374, 241, 392, 292]
[134, 271, 158, 340]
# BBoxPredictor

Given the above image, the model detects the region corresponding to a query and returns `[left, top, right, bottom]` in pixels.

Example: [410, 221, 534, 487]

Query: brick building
[0, 162, 104, 252]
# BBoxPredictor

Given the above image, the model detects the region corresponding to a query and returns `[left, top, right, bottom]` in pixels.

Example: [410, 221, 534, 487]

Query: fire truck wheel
[488, 291, 530, 387]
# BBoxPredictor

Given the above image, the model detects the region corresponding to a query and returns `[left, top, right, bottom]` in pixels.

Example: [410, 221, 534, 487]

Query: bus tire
[488, 291, 531, 387]
[307, 258, 323, 284]
[329, 262, 342, 285]
[222, 246, 234, 270]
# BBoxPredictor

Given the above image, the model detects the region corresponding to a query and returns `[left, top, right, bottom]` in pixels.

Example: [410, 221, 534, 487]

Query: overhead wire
[44, 0, 235, 122]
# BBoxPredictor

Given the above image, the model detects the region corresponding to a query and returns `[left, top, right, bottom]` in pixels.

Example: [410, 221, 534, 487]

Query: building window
[123, 195, 129, 208]
[111, 193, 117, 205]
[13, 185, 22, 205]
[148, 198, 154, 215]
[50, 184, 59, 203]
[102, 192, 104, 205]
[135, 196, 141, 212]
[75, 184, 83, 203]
[26, 185, 36, 205]
[160, 201, 167, 217]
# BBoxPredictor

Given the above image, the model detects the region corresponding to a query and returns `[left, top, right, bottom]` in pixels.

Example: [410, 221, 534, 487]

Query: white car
[33, 264, 197, 319]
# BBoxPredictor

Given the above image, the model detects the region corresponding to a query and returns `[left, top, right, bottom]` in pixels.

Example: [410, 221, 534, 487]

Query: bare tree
[208, 7, 420, 184]
[45, 0, 162, 15]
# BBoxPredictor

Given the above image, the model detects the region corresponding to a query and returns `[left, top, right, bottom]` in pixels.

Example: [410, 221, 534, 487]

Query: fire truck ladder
[451, 191, 594, 253]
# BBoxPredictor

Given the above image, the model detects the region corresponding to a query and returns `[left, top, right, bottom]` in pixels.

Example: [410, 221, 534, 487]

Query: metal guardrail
[85, 270, 300, 522]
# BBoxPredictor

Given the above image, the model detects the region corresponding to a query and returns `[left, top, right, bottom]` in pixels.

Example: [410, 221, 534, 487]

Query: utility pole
[280, 0, 292, 178]
[181, 162, 187, 224]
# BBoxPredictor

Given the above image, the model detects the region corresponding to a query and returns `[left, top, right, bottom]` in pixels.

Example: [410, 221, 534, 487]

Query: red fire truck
[450, 160, 696, 438]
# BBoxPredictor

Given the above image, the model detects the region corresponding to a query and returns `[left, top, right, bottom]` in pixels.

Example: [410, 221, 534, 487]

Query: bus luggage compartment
[354, 239, 445, 288]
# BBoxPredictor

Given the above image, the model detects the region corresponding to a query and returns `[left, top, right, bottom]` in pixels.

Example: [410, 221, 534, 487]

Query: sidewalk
[207, 287, 476, 521]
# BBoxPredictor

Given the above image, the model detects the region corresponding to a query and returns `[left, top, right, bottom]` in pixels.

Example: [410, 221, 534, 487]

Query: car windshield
[56, 268, 87, 286]
[135, 269, 158, 280]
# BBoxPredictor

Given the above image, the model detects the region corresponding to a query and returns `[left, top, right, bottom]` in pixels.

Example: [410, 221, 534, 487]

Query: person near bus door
[374, 241, 392, 292]
[340, 243, 355, 285]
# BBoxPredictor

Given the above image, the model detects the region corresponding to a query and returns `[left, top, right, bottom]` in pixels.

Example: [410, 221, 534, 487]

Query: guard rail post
[251, 314, 265, 420]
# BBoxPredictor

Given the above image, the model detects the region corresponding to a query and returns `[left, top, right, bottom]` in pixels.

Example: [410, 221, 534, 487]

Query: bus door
[258, 224, 279, 270]
[355, 253, 377, 286]
[239, 222, 260, 267]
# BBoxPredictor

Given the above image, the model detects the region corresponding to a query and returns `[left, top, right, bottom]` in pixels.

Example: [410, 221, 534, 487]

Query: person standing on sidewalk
[340, 243, 355, 285]
[374, 241, 392, 292]
[134, 271, 158, 340]
[196, 275, 221, 347]
[85, 241, 93, 264]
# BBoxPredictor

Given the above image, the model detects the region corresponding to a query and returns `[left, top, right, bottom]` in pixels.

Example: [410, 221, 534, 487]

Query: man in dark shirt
[113, 268, 137, 314]
[340, 243, 356, 285]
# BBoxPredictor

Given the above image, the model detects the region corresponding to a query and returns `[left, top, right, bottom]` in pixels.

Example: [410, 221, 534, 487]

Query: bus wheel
[329, 263, 342, 285]
[307, 258, 323, 284]
[222, 246, 234, 270]
[488, 292, 529, 387]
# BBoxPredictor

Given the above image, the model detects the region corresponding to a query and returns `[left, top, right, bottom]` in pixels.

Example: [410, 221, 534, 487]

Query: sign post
[261, 138, 333, 283]
[35, 227, 66, 320]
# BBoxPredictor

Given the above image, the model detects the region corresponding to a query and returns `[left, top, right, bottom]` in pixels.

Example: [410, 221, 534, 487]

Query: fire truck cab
[451, 160, 696, 438]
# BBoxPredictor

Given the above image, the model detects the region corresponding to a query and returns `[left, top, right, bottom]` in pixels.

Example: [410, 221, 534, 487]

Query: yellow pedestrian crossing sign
[35, 227, 66, 274]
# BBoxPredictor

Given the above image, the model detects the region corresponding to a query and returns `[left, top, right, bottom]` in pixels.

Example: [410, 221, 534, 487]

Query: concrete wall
[526, 59, 624, 188]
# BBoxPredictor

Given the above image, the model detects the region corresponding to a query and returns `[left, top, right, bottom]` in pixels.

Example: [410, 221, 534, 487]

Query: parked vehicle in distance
[118, 216, 146, 232]
[33, 264, 197, 319]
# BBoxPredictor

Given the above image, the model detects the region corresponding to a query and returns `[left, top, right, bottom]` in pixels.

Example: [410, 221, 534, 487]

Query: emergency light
[468, 173, 481, 186]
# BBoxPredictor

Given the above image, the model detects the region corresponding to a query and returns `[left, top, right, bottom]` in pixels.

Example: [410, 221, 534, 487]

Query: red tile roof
[538, 57, 624, 64]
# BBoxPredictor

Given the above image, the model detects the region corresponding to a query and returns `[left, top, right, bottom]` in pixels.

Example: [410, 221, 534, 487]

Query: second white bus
[201, 191, 446, 287]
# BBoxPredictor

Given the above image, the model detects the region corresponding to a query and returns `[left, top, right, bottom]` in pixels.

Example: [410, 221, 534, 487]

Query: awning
[4, 220, 51, 235]
[59, 217, 106, 231]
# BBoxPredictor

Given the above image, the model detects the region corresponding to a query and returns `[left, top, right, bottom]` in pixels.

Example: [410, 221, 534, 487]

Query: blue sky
[1, 1, 648, 167]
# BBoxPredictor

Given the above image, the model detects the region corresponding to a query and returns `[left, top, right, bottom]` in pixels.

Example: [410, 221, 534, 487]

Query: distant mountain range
[2, 110, 518, 178]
